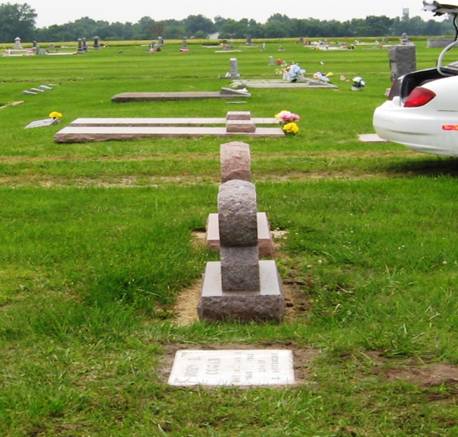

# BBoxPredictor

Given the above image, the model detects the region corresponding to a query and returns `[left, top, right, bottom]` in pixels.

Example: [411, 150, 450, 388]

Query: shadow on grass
[386, 157, 458, 177]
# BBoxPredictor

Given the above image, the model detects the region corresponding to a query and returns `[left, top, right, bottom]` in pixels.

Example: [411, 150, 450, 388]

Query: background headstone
[229, 58, 240, 80]
[389, 45, 416, 82]
[93, 36, 100, 49]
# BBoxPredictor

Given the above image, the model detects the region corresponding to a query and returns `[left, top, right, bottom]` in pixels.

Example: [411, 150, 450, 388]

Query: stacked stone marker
[389, 45, 416, 82]
[199, 135, 284, 322]
[206, 133, 275, 257]
[226, 111, 256, 134]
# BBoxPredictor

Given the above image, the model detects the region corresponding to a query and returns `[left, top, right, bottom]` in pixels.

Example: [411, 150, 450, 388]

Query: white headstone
[168, 350, 295, 387]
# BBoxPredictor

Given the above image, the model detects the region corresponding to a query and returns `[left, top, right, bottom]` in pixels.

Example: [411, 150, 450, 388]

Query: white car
[374, 69, 458, 157]
[374, 1, 458, 157]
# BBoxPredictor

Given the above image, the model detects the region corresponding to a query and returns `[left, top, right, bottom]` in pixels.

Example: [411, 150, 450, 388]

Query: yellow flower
[283, 122, 300, 135]
[49, 111, 63, 119]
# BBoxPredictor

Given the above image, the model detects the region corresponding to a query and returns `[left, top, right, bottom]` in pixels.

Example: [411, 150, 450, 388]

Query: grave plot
[55, 112, 285, 143]
[198, 141, 285, 323]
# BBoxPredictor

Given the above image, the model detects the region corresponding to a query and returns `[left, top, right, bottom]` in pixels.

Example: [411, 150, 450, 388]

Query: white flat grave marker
[25, 118, 58, 129]
[168, 350, 295, 387]
[359, 134, 387, 143]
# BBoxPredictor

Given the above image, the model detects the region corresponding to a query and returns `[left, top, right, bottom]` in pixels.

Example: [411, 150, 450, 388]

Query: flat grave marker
[55, 126, 284, 143]
[168, 350, 295, 387]
[112, 91, 250, 103]
[359, 134, 388, 143]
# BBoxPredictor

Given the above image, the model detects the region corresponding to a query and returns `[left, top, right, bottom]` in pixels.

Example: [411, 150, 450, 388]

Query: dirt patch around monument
[176, 229, 309, 326]
[158, 343, 320, 387]
[384, 363, 458, 387]
[356, 351, 458, 389]
[174, 279, 309, 327]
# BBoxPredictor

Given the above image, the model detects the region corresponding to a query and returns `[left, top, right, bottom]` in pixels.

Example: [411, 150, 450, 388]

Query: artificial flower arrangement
[49, 111, 63, 120]
[352, 76, 366, 91]
[313, 72, 334, 83]
[275, 110, 301, 136]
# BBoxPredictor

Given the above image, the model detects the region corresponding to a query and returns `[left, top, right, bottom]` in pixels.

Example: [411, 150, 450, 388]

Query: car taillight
[404, 87, 436, 108]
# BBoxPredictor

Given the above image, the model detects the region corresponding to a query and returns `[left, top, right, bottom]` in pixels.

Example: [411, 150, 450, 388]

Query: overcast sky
[22, 0, 438, 27]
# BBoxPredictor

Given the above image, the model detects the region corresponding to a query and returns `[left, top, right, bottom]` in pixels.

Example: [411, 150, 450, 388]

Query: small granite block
[221, 246, 260, 292]
[226, 120, 256, 133]
[218, 180, 258, 247]
[198, 261, 285, 322]
[206, 212, 274, 257]
[226, 111, 251, 121]
[220, 142, 251, 183]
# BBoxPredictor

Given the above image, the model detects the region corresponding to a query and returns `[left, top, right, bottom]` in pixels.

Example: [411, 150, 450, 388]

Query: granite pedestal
[206, 213, 274, 257]
[198, 261, 285, 322]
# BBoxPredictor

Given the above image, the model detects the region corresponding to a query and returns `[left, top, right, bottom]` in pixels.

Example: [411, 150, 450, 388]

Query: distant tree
[27, 11, 456, 43]
[0, 2, 36, 42]
[184, 15, 215, 37]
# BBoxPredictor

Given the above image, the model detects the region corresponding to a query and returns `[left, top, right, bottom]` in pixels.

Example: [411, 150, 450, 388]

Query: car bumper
[373, 101, 458, 157]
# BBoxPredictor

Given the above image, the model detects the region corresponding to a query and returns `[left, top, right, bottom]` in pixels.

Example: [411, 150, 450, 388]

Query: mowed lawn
[1, 40, 458, 436]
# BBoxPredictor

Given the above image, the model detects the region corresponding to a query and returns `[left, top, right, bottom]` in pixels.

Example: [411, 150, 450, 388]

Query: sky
[20, 0, 438, 27]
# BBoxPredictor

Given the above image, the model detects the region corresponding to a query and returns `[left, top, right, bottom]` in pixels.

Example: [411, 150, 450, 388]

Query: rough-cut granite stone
[226, 120, 256, 133]
[198, 261, 285, 322]
[218, 180, 258, 247]
[226, 111, 251, 121]
[389, 45, 416, 81]
[221, 246, 260, 292]
[206, 212, 274, 257]
[220, 142, 251, 183]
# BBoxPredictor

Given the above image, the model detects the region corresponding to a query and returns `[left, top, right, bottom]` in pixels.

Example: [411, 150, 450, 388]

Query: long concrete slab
[70, 118, 278, 127]
[242, 79, 337, 89]
[112, 91, 250, 102]
[55, 126, 285, 143]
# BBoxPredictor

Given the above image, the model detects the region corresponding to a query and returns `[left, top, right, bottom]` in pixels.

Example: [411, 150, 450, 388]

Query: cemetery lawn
[1, 40, 458, 436]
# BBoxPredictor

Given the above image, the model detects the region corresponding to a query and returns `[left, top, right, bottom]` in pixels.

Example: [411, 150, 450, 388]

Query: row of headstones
[78, 36, 102, 52]
[198, 120, 285, 323]
[13, 36, 102, 53]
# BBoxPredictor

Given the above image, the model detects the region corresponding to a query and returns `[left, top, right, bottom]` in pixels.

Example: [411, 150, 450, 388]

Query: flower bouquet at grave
[275, 110, 300, 136]
[49, 111, 63, 121]
[352, 76, 366, 91]
[284, 63, 306, 82]
[313, 71, 334, 83]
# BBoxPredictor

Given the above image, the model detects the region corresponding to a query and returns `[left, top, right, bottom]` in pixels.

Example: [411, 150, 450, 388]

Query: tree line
[0, 2, 452, 43]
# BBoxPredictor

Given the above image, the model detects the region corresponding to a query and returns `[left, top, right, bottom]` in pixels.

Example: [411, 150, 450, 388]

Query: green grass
[1, 40, 458, 436]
